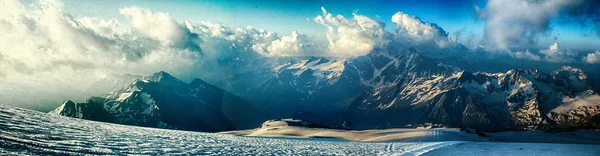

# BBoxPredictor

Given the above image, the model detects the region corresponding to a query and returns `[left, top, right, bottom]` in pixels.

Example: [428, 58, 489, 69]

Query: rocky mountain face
[221, 49, 456, 118]
[336, 65, 600, 131]
[215, 48, 599, 131]
[51, 71, 268, 132]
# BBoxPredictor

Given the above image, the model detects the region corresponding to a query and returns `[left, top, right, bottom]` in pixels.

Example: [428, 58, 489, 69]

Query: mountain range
[51, 71, 268, 132]
[51, 48, 600, 132]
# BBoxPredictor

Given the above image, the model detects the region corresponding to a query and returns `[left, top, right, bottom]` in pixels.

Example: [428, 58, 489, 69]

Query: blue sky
[53, 0, 598, 50]
[13, 0, 599, 53]
[59, 0, 482, 32]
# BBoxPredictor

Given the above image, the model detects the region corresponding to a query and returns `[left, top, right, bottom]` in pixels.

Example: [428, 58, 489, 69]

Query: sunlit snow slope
[0, 104, 598, 155]
[0, 104, 459, 155]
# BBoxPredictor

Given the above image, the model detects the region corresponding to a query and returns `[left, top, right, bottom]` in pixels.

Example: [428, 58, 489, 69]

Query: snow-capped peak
[144, 71, 181, 83]
[275, 57, 347, 83]
[553, 66, 587, 81]
[50, 100, 73, 115]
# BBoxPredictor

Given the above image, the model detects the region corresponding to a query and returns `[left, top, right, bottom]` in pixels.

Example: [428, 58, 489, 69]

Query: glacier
[1, 104, 599, 155]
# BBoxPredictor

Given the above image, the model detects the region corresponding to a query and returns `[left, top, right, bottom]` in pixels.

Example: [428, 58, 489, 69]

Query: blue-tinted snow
[0, 104, 598, 155]
[0, 104, 459, 155]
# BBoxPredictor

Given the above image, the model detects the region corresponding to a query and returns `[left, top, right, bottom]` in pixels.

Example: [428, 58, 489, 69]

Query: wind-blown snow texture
[2, 104, 599, 155]
[2, 104, 460, 155]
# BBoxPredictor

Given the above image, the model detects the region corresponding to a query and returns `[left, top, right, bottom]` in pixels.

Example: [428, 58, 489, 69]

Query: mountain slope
[51, 71, 268, 132]
[51, 49, 600, 132]
[217, 47, 599, 131]
[221, 48, 456, 120]
[337, 66, 600, 131]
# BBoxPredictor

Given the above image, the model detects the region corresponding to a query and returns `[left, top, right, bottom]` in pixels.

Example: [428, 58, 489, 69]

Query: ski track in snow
[0, 104, 459, 155]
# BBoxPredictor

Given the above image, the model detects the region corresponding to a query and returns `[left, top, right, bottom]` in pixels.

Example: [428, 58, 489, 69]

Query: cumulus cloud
[583, 51, 600, 64]
[194, 22, 278, 48]
[252, 31, 320, 57]
[512, 50, 542, 61]
[476, 0, 588, 50]
[1, 0, 329, 85]
[0, 0, 202, 74]
[182, 20, 328, 58]
[391, 12, 449, 47]
[508, 42, 579, 63]
[314, 7, 387, 56]
[538, 42, 577, 63]
[120, 6, 201, 51]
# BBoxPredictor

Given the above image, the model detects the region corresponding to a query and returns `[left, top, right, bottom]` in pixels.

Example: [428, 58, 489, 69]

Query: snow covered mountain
[51, 71, 268, 132]
[337, 66, 600, 131]
[50, 49, 600, 132]
[221, 48, 456, 119]
[217, 48, 598, 131]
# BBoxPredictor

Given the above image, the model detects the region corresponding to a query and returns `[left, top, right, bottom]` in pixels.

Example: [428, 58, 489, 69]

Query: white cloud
[119, 6, 201, 51]
[314, 7, 387, 56]
[512, 50, 542, 61]
[119, 7, 185, 42]
[538, 42, 576, 63]
[509, 42, 578, 62]
[476, 0, 587, 50]
[583, 51, 600, 64]
[189, 22, 322, 57]
[252, 31, 319, 57]
[391, 12, 449, 47]
[548, 42, 559, 51]
[0, 0, 203, 108]
[191, 21, 294, 57]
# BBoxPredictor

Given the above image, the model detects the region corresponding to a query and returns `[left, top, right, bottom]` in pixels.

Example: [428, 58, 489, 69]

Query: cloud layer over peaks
[0, 0, 201, 76]
[252, 31, 319, 57]
[391, 12, 450, 47]
[314, 7, 387, 56]
[120, 7, 201, 51]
